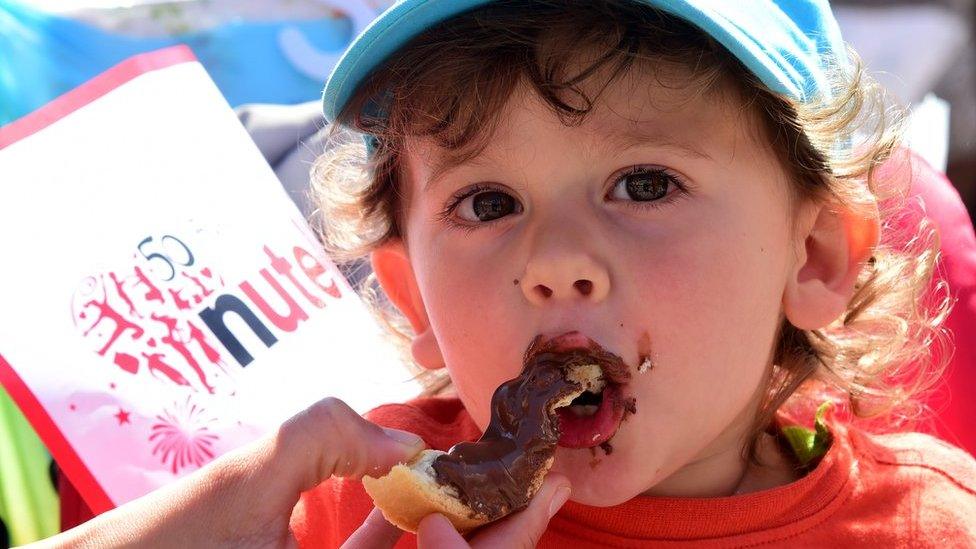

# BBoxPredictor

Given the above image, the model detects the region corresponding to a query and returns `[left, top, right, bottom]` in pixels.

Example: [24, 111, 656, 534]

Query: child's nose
[519, 251, 610, 306]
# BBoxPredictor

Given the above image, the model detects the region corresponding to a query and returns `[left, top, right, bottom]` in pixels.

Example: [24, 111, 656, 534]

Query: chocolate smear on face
[637, 331, 654, 373]
[623, 397, 637, 419]
[431, 336, 630, 520]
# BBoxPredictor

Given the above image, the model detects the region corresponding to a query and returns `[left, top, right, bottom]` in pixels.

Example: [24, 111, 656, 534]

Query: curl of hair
[758, 59, 953, 447]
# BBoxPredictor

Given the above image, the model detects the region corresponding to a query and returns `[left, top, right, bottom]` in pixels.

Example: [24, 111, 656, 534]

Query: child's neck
[733, 431, 801, 495]
[641, 431, 799, 498]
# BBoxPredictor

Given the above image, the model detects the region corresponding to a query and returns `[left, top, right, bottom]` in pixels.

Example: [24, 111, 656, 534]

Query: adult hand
[33, 397, 425, 549]
[344, 474, 572, 549]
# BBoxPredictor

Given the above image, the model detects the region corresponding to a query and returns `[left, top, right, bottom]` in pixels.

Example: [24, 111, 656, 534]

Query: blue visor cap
[322, 0, 847, 126]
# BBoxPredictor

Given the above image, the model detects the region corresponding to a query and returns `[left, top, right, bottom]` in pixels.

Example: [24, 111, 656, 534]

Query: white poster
[0, 45, 420, 513]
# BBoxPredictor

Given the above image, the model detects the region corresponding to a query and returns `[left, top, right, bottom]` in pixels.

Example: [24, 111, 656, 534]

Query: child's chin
[551, 450, 644, 507]
[563, 480, 642, 508]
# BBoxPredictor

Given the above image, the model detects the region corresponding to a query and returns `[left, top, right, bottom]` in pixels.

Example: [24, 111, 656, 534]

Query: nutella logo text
[199, 244, 343, 367]
[73, 235, 344, 394]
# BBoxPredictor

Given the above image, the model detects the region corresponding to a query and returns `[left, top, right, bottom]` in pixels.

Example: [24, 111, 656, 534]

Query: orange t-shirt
[290, 397, 976, 548]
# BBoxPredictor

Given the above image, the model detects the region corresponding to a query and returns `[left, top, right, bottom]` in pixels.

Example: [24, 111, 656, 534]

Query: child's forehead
[407, 71, 751, 181]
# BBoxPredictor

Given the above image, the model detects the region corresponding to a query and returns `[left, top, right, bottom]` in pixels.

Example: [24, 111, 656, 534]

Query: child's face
[395, 68, 805, 505]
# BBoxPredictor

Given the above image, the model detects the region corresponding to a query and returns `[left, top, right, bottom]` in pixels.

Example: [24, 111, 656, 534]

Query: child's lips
[523, 330, 633, 448]
[523, 331, 632, 385]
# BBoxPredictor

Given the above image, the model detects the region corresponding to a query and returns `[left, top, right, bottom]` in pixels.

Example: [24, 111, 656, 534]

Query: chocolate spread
[430, 336, 630, 520]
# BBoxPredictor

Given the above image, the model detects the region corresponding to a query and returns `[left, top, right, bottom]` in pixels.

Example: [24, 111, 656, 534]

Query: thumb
[260, 397, 425, 497]
[468, 474, 571, 548]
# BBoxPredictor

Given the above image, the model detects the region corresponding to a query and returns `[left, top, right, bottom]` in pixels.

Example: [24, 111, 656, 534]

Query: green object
[0, 387, 59, 545]
[781, 401, 834, 467]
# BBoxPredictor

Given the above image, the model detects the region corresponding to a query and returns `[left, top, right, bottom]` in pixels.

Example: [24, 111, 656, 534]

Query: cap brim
[323, 0, 832, 124]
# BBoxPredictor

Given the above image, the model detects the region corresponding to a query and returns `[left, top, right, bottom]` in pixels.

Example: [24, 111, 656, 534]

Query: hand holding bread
[36, 397, 425, 549]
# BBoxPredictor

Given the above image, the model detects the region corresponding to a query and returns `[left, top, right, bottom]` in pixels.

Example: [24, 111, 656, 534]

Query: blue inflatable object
[0, 0, 357, 124]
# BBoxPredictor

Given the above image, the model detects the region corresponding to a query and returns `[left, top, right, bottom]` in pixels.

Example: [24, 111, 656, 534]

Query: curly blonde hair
[310, 0, 953, 456]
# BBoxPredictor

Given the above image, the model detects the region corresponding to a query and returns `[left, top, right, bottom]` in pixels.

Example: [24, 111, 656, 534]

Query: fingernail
[382, 427, 424, 449]
[548, 486, 571, 519]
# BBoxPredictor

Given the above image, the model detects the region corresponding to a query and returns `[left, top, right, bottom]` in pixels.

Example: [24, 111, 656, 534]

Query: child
[32, 1, 976, 547]
[292, 0, 976, 546]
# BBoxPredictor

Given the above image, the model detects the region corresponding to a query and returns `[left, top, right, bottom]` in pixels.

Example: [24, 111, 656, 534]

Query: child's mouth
[523, 331, 633, 449]
[555, 382, 626, 448]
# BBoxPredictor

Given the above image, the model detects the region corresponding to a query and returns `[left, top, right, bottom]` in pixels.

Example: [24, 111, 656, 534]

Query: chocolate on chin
[362, 339, 630, 534]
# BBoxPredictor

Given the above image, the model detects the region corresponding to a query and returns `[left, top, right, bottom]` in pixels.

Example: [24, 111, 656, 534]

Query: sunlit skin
[371, 63, 877, 507]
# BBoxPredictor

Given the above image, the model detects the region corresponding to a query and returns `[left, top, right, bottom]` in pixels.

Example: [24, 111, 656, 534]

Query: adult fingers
[341, 508, 404, 549]
[416, 513, 469, 549]
[253, 397, 426, 501]
[468, 474, 571, 548]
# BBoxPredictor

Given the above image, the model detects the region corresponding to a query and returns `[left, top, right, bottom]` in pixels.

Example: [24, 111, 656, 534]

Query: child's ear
[371, 239, 446, 371]
[783, 200, 880, 330]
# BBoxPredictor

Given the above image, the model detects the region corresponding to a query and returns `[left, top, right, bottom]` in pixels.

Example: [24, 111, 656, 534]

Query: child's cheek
[414, 238, 526, 427]
[592, 199, 790, 482]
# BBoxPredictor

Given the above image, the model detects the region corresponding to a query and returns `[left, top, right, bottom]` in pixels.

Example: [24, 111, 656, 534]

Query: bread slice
[362, 449, 492, 533]
[363, 363, 604, 533]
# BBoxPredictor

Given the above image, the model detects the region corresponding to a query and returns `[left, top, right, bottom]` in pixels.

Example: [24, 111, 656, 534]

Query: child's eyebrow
[424, 156, 493, 192]
[601, 124, 714, 162]
[422, 125, 713, 192]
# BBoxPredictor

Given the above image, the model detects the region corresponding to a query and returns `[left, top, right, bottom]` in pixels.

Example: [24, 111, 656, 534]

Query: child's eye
[451, 185, 523, 223]
[607, 165, 689, 208]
